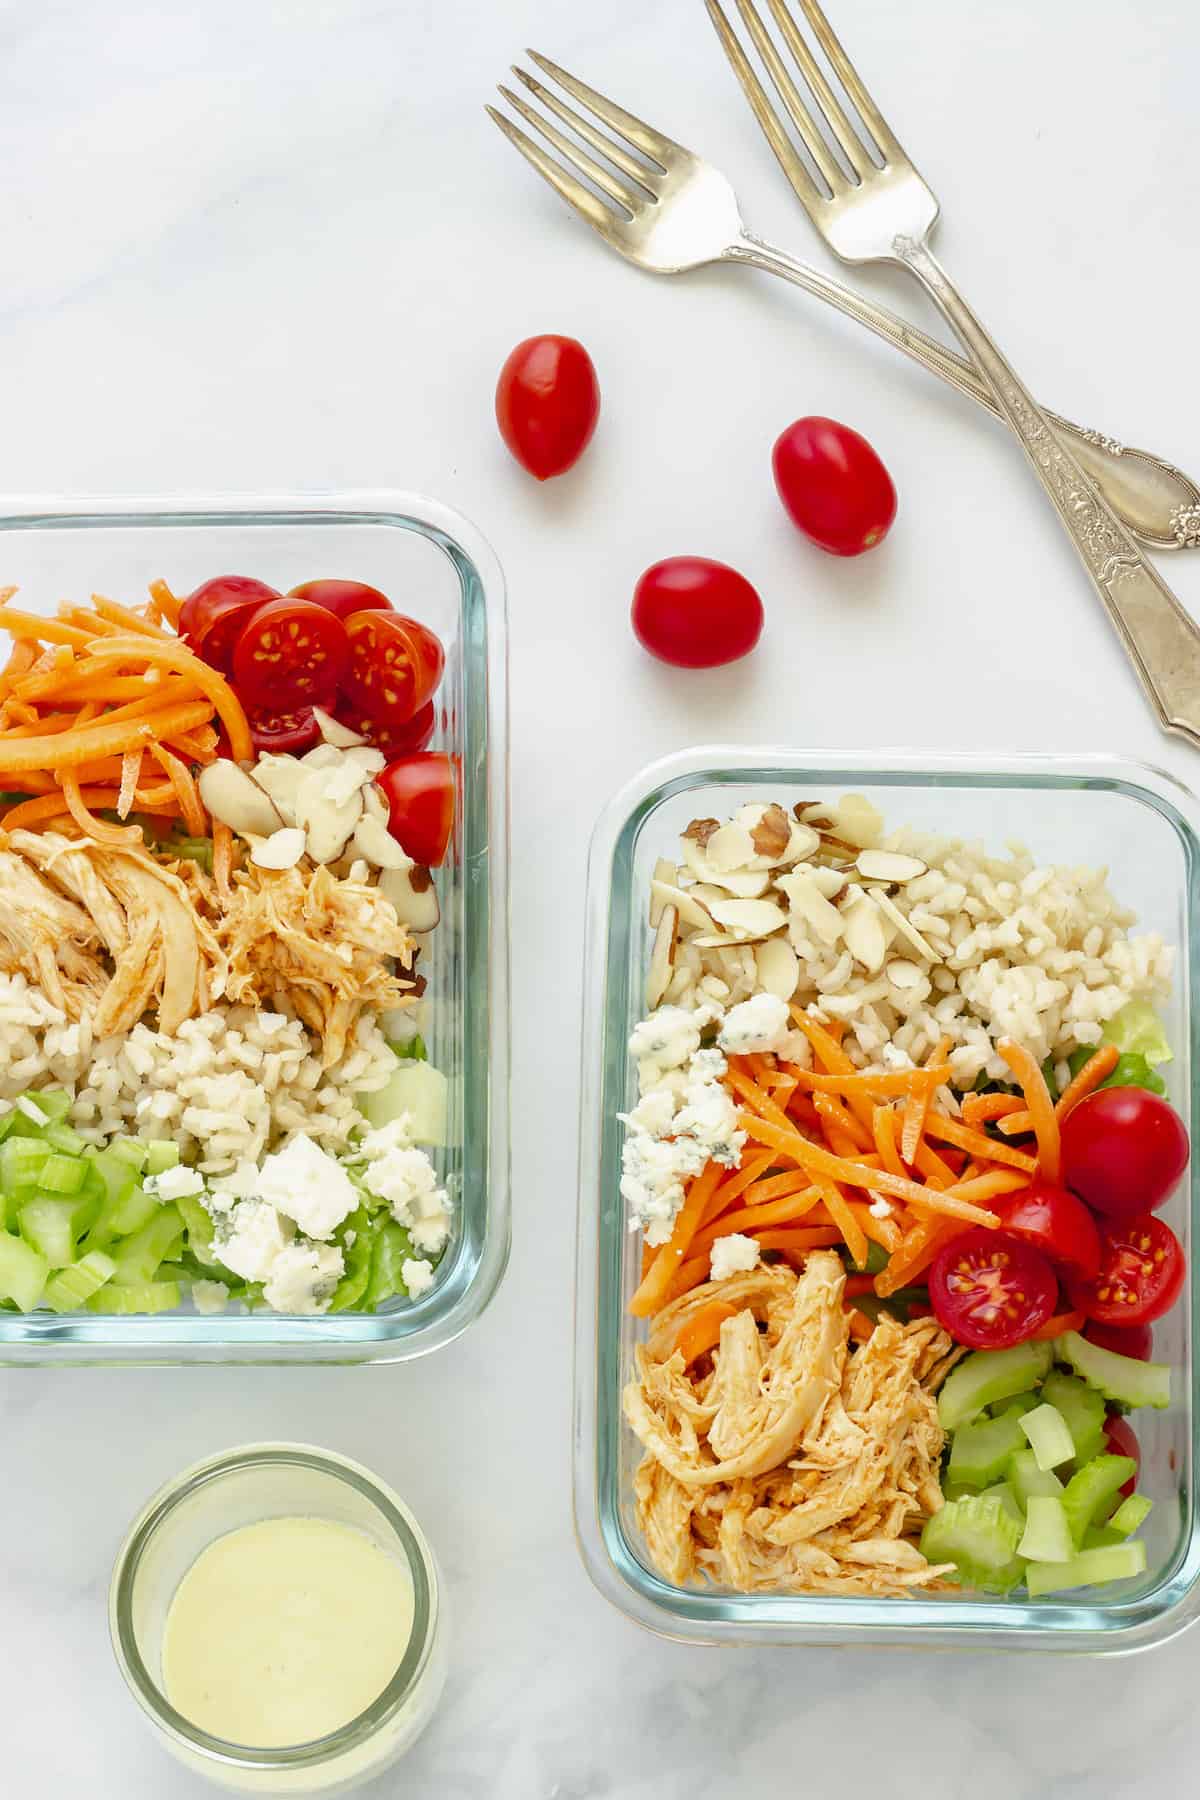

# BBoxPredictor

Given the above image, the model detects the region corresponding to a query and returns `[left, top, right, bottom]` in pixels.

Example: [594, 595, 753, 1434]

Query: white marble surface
[1, 0, 1199, 1794]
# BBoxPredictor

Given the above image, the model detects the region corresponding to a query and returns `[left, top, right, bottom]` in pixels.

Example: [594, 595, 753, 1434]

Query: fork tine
[525, 49, 678, 168]
[790, 0, 904, 162]
[512, 67, 660, 197]
[704, 0, 827, 201]
[497, 85, 641, 213]
[727, 0, 847, 195]
[763, 0, 874, 176]
[485, 106, 617, 237]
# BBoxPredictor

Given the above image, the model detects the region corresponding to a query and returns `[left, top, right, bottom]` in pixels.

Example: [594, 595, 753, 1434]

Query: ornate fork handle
[890, 236, 1200, 748]
[728, 233, 1199, 551]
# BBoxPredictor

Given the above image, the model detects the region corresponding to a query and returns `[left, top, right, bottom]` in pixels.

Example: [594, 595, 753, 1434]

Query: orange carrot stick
[0, 699, 213, 774]
[629, 1162, 725, 1318]
[0, 608, 94, 649]
[212, 820, 234, 899]
[901, 1036, 951, 1163]
[791, 1064, 951, 1098]
[873, 1105, 909, 1181]
[149, 743, 207, 835]
[962, 1092, 1026, 1126]
[813, 1091, 874, 1154]
[0, 787, 178, 830]
[59, 769, 145, 846]
[674, 1301, 738, 1367]
[117, 749, 142, 819]
[77, 638, 252, 761]
[659, 1251, 712, 1307]
[90, 593, 172, 638]
[997, 1038, 1061, 1184]
[1054, 1044, 1120, 1122]
[922, 1113, 1038, 1174]
[147, 579, 183, 628]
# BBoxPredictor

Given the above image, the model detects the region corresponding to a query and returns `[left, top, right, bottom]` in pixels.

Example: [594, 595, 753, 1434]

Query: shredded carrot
[90, 593, 173, 638]
[813, 1091, 873, 1154]
[997, 1038, 1061, 1184]
[691, 1190, 827, 1260]
[962, 1091, 1026, 1126]
[815, 1178, 868, 1267]
[57, 605, 122, 636]
[700, 1150, 776, 1226]
[792, 1064, 951, 1098]
[80, 638, 252, 761]
[851, 1201, 902, 1252]
[0, 608, 94, 649]
[876, 1217, 970, 1295]
[0, 787, 179, 830]
[59, 769, 145, 847]
[660, 1251, 712, 1306]
[0, 699, 213, 775]
[846, 1307, 875, 1343]
[167, 724, 219, 764]
[922, 1112, 1038, 1174]
[149, 742, 207, 835]
[740, 1169, 819, 1207]
[901, 1035, 950, 1163]
[212, 819, 234, 899]
[148, 579, 183, 628]
[674, 1301, 738, 1367]
[630, 1162, 725, 1318]
[911, 1139, 961, 1186]
[752, 1227, 842, 1255]
[0, 639, 36, 698]
[872, 1105, 908, 1181]
[116, 748, 142, 818]
[1031, 1309, 1085, 1342]
[1054, 1044, 1120, 1122]
[995, 1111, 1035, 1138]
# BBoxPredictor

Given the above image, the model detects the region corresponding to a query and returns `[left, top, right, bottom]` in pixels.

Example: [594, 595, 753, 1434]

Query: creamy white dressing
[162, 1516, 414, 1749]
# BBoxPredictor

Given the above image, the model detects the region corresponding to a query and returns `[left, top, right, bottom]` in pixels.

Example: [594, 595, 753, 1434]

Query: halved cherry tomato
[990, 1181, 1101, 1282]
[247, 705, 320, 756]
[232, 599, 349, 710]
[1103, 1414, 1140, 1499]
[1061, 1087, 1189, 1221]
[1085, 1319, 1154, 1361]
[341, 612, 444, 726]
[376, 752, 455, 866]
[495, 334, 600, 480]
[287, 579, 393, 622]
[1068, 1214, 1185, 1329]
[771, 416, 897, 556]
[631, 557, 764, 669]
[928, 1227, 1057, 1350]
[179, 575, 279, 673]
[335, 699, 437, 757]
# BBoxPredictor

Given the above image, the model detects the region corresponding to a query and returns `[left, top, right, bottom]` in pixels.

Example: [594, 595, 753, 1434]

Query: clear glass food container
[110, 1443, 447, 1795]
[0, 493, 509, 1364]
[576, 748, 1199, 1651]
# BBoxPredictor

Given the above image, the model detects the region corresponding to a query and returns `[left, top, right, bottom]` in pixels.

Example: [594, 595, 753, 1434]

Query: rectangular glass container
[576, 748, 1199, 1649]
[0, 493, 509, 1364]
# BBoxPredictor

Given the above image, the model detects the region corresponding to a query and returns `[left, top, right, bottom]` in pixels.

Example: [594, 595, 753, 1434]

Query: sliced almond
[777, 869, 844, 946]
[856, 849, 928, 884]
[707, 897, 788, 939]
[682, 817, 720, 849]
[250, 826, 306, 871]
[313, 706, 365, 748]
[250, 753, 307, 827]
[755, 937, 800, 1000]
[871, 888, 943, 964]
[379, 863, 440, 932]
[649, 858, 679, 927]
[705, 822, 756, 872]
[842, 892, 888, 973]
[808, 866, 849, 900]
[350, 814, 411, 870]
[198, 762, 284, 839]
[651, 880, 715, 934]
[832, 793, 884, 850]
[886, 958, 926, 990]
[678, 833, 770, 897]
[362, 782, 390, 825]
[344, 745, 387, 778]
[300, 743, 345, 771]
[295, 767, 364, 863]
[748, 802, 791, 860]
[645, 905, 679, 1009]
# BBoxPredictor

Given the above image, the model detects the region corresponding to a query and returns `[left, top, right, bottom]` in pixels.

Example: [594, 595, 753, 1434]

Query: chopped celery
[144, 1140, 181, 1177]
[22, 1089, 71, 1125]
[920, 1495, 1025, 1594]
[1020, 1403, 1075, 1472]
[165, 836, 213, 873]
[88, 1279, 180, 1314]
[43, 1251, 116, 1312]
[1, 1136, 52, 1193]
[328, 1208, 375, 1313]
[85, 1148, 136, 1208]
[1009, 1449, 1066, 1508]
[1056, 1330, 1170, 1411]
[109, 1205, 183, 1285]
[0, 1232, 49, 1311]
[1026, 1538, 1146, 1597]
[1102, 999, 1172, 1067]
[105, 1185, 161, 1241]
[1083, 1525, 1127, 1551]
[938, 1341, 1053, 1432]
[1109, 1493, 1153, 1537]
[991, 1392, 1042, 1421]
[18, 1196, 82, 1268]
[947, 1409, 1029, 1490]
[175, 1192, 220, 1268]
[364, 1220, 415, 1310]
[1062, 1454, 1138, 1545]
[1018, 1496, 1075, 1564]
[44, 1122, 85, 1155]
[109, 1137, 148, 1172]
[1040, 1371, 1106, 1466]
[978, 1482, 1024, 1528]
[36, 1153, 87, 1196]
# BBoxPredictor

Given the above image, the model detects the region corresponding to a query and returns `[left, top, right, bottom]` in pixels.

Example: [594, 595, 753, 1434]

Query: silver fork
[706, 0, 1200, 746]
[486, 57, 1199, 556]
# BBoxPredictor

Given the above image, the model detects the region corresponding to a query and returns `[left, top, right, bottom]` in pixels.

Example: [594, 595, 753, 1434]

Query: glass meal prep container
[0, 493, 510, 1365]
[576, 747, 1199, 1651]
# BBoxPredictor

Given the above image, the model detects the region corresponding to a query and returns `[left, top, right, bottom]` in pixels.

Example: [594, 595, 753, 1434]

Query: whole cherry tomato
[631, 557, 764, 668]
[341, 612, 444, 726]
[772, 416, 897, 555]
[990, 1181, 1101, 1282]
[232, 598, 349, 710]
[1068, 1214, 1185, 1329]
[179, 575, 279, 672]
[247, 705, 321, 756]
[928, 1227, 1057, 1350]
[376, 753, 456, 866]
[287, 579, 393, 622]
[1061, 1086, 1189, 1220]
[495, 335, 600, 480]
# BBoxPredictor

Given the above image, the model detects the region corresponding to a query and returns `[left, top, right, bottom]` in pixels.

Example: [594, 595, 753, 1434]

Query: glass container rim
[574, 744, 1200, 1650]
[109, 1441, 440, 1769]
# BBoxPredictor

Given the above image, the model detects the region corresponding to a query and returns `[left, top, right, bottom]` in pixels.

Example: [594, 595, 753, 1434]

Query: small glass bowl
[575, 747, 1200, 1652]
[110, 1444, 447, 1796]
